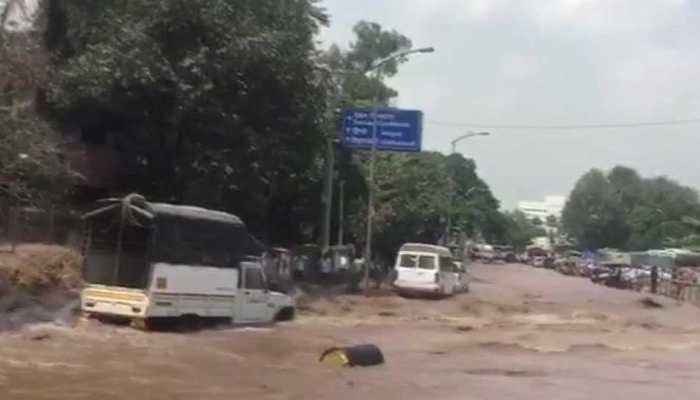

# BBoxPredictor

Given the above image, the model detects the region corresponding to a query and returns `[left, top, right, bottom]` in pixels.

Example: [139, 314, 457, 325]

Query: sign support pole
[364, 67, 382, 293]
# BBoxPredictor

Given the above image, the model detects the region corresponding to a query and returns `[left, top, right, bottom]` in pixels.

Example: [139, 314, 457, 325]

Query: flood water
[3, 264, 700, 399]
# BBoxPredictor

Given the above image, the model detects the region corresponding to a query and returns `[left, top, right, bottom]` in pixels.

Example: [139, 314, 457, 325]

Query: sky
[318, 0, 700, 209]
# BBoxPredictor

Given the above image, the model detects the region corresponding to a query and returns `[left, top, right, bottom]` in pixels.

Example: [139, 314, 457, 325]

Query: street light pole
[320, 71, 347, 252]
[321, 133, 335, 251]
[363, 46, 434, 291]
[446, 131, 490, 246]
[337, 180, 345, 245]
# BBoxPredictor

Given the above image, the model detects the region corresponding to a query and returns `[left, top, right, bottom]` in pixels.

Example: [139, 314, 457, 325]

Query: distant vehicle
[473, 244, 496, 263]
[492, 245, 514, 262]
[453, 261, 470, 293]
[80, 195, 295, 329]
[393, 243, 457, 297]
[555, 251, 585, 276]
[590, 262, 632, 289]
[532, 256, 546, 268]
[527, 246, 548, 263]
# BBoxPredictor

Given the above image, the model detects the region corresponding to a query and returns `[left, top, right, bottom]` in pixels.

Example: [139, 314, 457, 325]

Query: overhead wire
[426, 118, 700, 130]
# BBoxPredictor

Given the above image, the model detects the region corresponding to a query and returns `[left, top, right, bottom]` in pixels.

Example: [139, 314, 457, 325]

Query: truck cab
[236, 261, 295, 323]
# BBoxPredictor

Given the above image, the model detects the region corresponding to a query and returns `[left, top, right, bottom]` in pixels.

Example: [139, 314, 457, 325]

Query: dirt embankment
[0, 244, 82, 330]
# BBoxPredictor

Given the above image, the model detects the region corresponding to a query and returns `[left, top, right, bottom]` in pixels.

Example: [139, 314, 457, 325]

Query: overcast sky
[318, 0, 700, 209]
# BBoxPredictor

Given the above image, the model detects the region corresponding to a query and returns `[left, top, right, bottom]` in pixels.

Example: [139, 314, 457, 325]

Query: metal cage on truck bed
[82, 194, 259, 289]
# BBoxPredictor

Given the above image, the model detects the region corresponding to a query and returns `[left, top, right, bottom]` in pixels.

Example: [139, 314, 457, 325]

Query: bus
[80, 194, 295, 329]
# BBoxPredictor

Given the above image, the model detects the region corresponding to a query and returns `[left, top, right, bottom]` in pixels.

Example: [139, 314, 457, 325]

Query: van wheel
[178, 314, 202, 332]
[275, 307, 295, 322]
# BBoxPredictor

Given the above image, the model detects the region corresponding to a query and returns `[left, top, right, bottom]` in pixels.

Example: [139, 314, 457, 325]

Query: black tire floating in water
[320, 344, 385, 367]
[345, 344, 384, 366]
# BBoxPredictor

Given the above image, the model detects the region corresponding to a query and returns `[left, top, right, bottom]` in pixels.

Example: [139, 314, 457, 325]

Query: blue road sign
[341, 108, 423, 152]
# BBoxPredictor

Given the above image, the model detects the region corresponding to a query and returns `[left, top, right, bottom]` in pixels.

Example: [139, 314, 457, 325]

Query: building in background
[517, 195, 566, 222]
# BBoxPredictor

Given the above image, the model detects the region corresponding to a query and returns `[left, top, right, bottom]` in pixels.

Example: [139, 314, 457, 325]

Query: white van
[393, 243, 457, 297]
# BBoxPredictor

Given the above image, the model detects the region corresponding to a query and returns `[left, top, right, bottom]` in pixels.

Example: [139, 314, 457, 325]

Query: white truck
[80, 195, 295, 329]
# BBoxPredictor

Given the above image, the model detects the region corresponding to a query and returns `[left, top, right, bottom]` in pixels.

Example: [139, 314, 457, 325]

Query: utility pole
[446, 132, 491, 246]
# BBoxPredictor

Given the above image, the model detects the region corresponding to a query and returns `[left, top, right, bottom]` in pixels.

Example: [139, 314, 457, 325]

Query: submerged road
[2, 263, 700, 399]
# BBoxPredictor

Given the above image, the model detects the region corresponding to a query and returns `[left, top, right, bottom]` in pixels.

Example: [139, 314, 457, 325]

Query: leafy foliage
[1, 4, 70, 205]
[562, 166, 700, 250]
[502, 210, 547, 251]
[348, 151, 502, 263]
[5, 4, 509, 256]
[44, 0, 329, 242]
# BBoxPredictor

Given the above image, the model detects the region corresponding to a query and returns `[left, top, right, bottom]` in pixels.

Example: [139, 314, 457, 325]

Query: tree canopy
[3, 2, 510, 256]
[502, 210, 547, 251]
[40, 0, 330, 243]
[562, 166, 700, 251]
[1, 3, 70, 205]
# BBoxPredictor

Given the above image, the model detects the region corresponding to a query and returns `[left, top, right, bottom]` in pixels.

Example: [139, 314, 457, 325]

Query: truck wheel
[178, 314, 202, 332]
[275, 307, 295, 322]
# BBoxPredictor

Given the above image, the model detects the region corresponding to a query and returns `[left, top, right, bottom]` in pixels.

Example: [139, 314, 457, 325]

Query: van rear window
[399, 254, 436, 269]
[399, 254, 417, 268]
[418, 256, 436, 270]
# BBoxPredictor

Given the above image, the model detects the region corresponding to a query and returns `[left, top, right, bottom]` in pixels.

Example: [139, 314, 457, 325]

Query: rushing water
[3, 264, 700, 399]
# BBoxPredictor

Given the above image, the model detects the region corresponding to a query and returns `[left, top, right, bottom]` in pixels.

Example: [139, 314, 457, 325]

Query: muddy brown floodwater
[3, 263, 700, 399]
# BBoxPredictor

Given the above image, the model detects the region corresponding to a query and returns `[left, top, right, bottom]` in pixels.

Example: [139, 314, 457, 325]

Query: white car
[393, 243, 457, 297]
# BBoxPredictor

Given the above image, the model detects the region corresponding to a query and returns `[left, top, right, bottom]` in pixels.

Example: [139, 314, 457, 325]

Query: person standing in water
[651, 265, 659, 294]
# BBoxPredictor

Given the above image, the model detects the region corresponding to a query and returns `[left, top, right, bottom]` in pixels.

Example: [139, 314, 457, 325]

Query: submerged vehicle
[80, 194, 295, 328]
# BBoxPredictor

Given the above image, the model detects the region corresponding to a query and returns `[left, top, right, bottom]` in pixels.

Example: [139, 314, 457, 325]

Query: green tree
[563, 166, 700, 250]
[446, 153, 501, 238]
[562, 169, 630, 250]
[347, 151, 503, 263]
[1, 2, 70, 205]
[503, 210, 546, 251]
[608, 165, 643, 211]
[44, 0, 329, 242]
